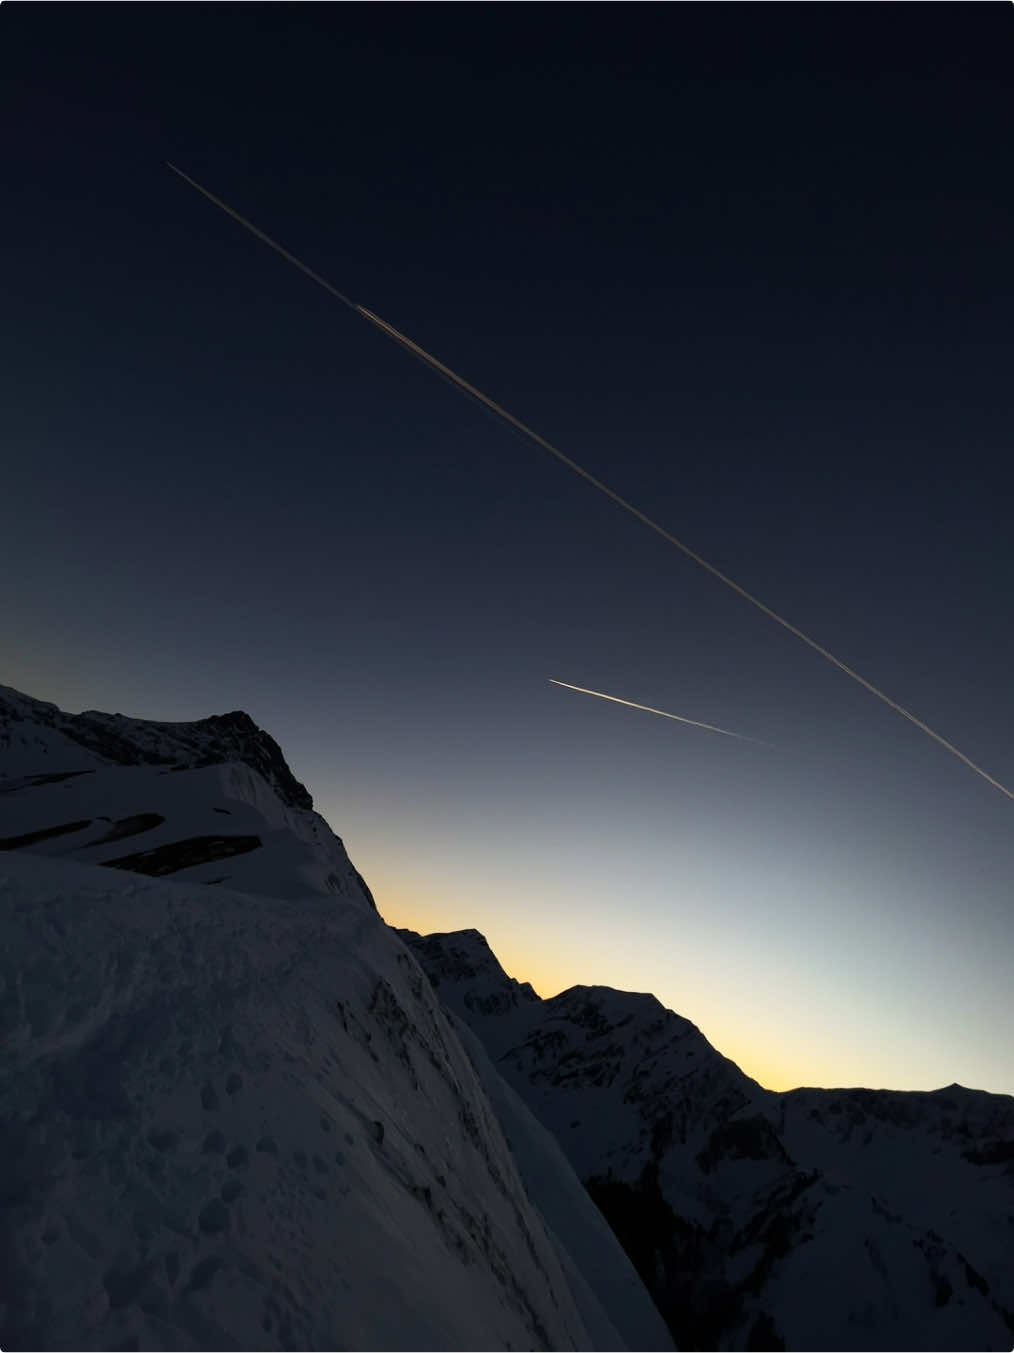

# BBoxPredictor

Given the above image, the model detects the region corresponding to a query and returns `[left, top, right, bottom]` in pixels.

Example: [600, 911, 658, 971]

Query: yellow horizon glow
[368, 851, 992, 1097]
[378, 888, 830, 1093]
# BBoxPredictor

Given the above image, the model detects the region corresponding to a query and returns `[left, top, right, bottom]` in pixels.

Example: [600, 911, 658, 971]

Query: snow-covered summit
[405, 928, 1014, 1351]
[0, 685, 671, 1351]
[0, 684, 373, 909]
[396, 927, 538, 1020]
[0, 684, 312, 810]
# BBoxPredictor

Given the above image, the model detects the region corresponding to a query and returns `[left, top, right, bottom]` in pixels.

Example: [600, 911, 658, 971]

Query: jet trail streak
[549, 679, 770, 746]
[166, 163, 1013, 801]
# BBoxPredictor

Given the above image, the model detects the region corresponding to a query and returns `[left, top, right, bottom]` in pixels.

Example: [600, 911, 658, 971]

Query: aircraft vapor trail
[166, 163, 1013, 802]
[549, 679, 771, 745]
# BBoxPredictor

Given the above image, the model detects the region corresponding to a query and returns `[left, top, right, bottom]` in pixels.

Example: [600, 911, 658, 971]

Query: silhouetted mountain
[1, 684, 312, 810]
[0, 685, 670, 1352]
[402, 927, 1014, 1351]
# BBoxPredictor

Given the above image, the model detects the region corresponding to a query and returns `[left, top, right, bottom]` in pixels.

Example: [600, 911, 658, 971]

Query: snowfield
[0, 851, 665, 1350]
[0, 685, 670, 1352]
[8, 679, 1011, 1351]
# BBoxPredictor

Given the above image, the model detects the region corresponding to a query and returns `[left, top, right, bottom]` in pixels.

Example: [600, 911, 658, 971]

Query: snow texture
[0, 684, 373, 909]
[0, 685, 669, 1351]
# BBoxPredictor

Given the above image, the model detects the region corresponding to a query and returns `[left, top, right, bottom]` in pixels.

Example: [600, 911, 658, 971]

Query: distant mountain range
[2, 682, 1011, 1350]
[400, 927, 1014, 1350]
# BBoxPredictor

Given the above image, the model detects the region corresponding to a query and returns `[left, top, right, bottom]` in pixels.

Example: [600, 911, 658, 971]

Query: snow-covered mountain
[0, 684, 373, 907]
[0, 685, 671, 1352]
[401, 927, 1014, 1351]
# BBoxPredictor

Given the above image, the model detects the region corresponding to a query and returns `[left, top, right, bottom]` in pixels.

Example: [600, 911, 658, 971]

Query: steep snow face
[404, 929, 1014, 1351]
[0, 760, 374, 909]
[0, 685, 374, 910]
[775, 1085, 1014, 1305]
[446, 1010, 674, 1353]
[0, 853, 623, 1352]
[399, 930, 767, 1190]
[1, 686, 671, 1351]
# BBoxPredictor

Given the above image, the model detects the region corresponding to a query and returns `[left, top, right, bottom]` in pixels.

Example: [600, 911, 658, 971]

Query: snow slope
[1, 853, 629, 1351]
[446, 1010, 672, 1353]
[403, 928, 1014, 1351]
[0, 684, 373, 908]
[0, 685, 670, 1351]
[0, 685, 313, 811]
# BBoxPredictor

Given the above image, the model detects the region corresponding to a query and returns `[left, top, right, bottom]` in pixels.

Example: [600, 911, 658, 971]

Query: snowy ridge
[0, 685, 670, 1351]
[398, 927, 539, 1018]
[0, 757, 373, 909]
[0, 854, 655, 1350]
[403, 928, 1014, 1351]
[0, 684, 312, 811]
[446, 1011, 672, 1353]
[776, 1084, 1014, 1306]
[0, 684, 373, 909]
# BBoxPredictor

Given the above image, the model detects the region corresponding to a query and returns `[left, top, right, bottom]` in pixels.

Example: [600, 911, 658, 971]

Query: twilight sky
[3, 5, 1012, 1094]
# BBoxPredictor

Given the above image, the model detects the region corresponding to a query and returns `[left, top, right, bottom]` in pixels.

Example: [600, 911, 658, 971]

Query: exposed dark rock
[587, 1166, 736, 1350]
[932, 1272, 953, 1306]
[0, 685, 313, 811]
[0, 820, 93, 850]
[85, 813, 166, 847]
[0, 769, 96, 794]
[745, 1311, 786, 1350]
[963, 1139, 1014, 1166]
[397, 928, 540, 1016]
[696, 1116, 793, 1175]
[965, 1259, 990, 1295]
[101, 834, 262, 877]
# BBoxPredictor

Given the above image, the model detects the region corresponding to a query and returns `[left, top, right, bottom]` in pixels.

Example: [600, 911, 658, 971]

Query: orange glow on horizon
[375, 885, 824, 1094]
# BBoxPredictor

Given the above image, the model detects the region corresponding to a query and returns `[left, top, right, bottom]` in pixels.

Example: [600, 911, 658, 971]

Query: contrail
[166, 163, 1013, 802]
[549, 679, 771, 746]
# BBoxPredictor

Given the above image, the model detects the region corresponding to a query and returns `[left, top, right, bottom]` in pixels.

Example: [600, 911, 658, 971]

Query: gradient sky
[4, 6, 1012, 1095]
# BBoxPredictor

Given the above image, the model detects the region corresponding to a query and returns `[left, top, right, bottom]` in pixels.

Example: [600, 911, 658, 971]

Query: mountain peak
[398, 928, 539, 1018]
[1, 685, 312, 811]
[409, 929, 1014, 1352]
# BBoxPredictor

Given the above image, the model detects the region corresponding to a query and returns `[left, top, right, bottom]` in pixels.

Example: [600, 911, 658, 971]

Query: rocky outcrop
[0, 686, 373, 909]
[0, 686, 312, 811]
[397, 928, 539, 1019]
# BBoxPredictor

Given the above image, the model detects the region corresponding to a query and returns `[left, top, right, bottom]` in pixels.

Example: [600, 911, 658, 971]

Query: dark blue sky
[3, 4, 1012, 1092]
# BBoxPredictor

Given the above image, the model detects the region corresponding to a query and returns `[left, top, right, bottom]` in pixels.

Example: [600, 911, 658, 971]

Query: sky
[3, 5, 1012, 1095]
